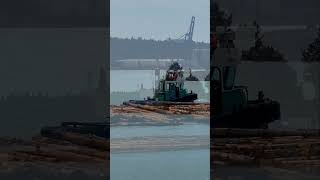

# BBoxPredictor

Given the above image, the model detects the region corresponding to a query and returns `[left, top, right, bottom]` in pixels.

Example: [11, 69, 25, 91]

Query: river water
[111, 123, 209, 138]
[111, 149, 210, 180]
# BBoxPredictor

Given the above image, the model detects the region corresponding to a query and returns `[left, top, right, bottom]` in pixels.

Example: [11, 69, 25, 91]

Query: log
[63, 149, 108, 160]
[112, 104, 209, 119]
[124, 102, 175, 115]
[263, 167, 320, 179]
[273, 156, 320, 162]
[60, 133, 109, 151]
[128, 100, 209, 106]
[212, 128, 320, 138]
[9, 152, 57, 162]
[41, 131, 109, 151]
[212, 151, 256, 165]
[15, 150, 105, 163]
[276, 159, 320, 166]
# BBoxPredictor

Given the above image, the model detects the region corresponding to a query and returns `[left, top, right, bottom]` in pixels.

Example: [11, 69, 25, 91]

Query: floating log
[41, 130, 109, 151]
[9, 152, 57, 162]
[13, 150, 105, 163]
[121, 102, 209, 115]
[209, 128, 320, 168]
[124, 102, 175, 115]
[212, 151, 256, 165]
[64, 149, 107, 160]
[212, 128, 320, 138]
[126, 100, 209, 106]
[56, 132, 109, 151]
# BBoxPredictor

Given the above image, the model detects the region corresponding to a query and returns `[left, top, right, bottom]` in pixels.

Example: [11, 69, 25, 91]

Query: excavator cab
[211, 27, 248, 117]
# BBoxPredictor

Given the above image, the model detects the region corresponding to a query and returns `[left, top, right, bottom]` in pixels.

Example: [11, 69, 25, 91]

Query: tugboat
[241, 22, 286, 62]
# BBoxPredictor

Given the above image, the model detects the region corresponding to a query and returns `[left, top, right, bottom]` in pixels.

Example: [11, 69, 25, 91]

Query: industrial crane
[178, 16, 195, 41]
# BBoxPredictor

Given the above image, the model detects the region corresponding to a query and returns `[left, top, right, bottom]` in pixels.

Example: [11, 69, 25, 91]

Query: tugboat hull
[173, 93, 198, 102]
[212, 100, 280, 129]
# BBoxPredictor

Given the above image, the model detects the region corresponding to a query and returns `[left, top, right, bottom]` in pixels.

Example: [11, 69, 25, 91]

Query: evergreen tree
[211, 2, 232, 31]
[302, 28, 320, 62]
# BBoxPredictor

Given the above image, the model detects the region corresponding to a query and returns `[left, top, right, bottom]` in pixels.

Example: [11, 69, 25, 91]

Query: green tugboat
[127, 62, 198, 105]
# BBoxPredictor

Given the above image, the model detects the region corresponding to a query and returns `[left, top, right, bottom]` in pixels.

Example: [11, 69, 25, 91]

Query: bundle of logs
[110, 102, 210, 126]
[1, 132, 109, 167]
[4, 128, 320, 173]
[111, 103, 209, 126]
[122, 102, 209, 115]
[212, 128, 320, 168]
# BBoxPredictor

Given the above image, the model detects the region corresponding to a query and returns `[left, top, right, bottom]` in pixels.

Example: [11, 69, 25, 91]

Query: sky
[110, 0, 210, 43]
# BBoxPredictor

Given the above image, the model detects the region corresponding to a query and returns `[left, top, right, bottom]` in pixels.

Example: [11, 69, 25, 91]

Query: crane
[178, 16, 195, 41]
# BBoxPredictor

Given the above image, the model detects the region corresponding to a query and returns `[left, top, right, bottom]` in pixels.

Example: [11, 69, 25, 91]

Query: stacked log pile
[123, 102, 210, 115]
[0, 133, 109, 168]
[166, 104, 209, 115]
[212, 128, 320, 169]
[5, 128, 320, 169]
[111, 105, 175, 126]
[0, 134, 109, 179]
[111, 103, 209, 126]
[3, 128, 320, 176]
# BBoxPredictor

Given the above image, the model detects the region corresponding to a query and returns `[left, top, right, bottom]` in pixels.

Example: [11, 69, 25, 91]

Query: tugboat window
[211, 67, 221, 89]
[211, 67, 221, 82]
[223, 66, 236, 90]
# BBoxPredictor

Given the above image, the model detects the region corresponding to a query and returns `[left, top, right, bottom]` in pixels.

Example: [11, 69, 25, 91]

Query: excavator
[211, 26, 281, 128]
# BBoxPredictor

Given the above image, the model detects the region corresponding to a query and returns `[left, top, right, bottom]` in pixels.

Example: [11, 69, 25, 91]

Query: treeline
[302, 28, 320, 62]
[110, 37, 209, 60]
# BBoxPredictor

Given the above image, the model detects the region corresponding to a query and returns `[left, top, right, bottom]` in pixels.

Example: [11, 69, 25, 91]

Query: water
[111, 149, 210, 180]
[111, 70, 157, 92]
[111, 123, 209, 138]
[111, 123, 210, 180]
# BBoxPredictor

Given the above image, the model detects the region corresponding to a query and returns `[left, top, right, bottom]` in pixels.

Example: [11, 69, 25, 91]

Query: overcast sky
[110, 0, 209, 42]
